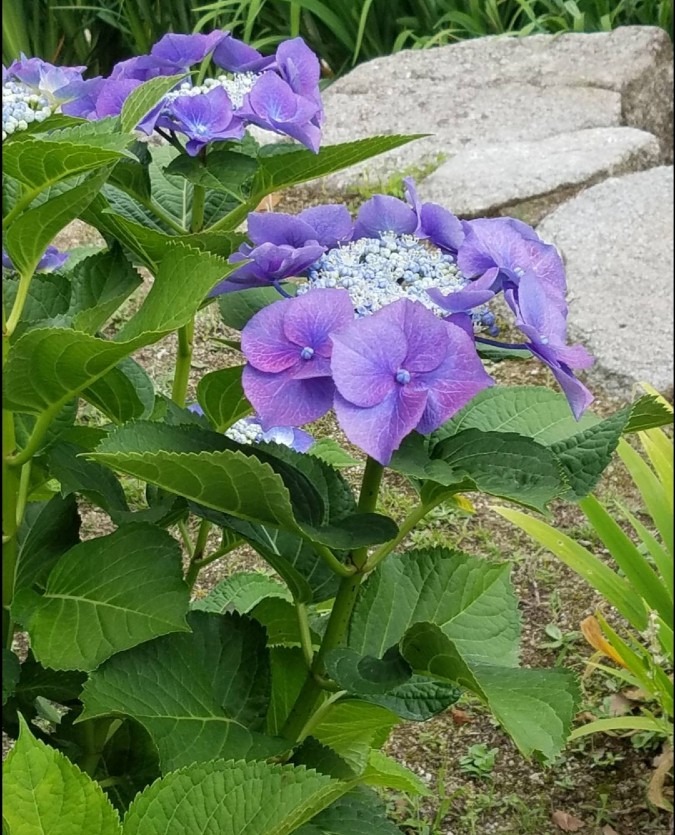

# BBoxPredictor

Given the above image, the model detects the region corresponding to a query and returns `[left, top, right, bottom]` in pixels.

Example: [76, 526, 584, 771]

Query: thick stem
[2, 311, 18, 649]
[5, 270, 33, 336]
[280, 457, 385, 740]
[190, 183, 206, 235]
[184, 518, 213, 589]
[171, 317, 195, 407]
[296, 602, 314, 669]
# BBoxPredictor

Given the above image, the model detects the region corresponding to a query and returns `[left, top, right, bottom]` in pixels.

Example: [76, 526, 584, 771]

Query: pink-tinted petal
[334, 387, 428, 465]
[241, 299, 302, 372]
[330, 316, 408, 407]
[243, 365, 334, 427]
[282, 289, 354, 355]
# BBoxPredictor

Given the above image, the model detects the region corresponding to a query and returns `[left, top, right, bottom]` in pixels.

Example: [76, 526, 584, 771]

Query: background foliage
[3, 0, 672, 79]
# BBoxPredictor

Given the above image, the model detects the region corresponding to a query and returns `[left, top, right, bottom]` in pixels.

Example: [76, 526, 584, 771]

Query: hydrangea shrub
[2, 31, 671, 833]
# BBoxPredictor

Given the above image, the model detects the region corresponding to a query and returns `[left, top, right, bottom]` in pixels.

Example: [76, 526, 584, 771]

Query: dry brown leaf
[623, 686, 649, 702]
[254, 193, 282, 212]
[601, 826, 620, 835]
[647, 747, 674, 811]
[552, 810, 585, 831]
[450, 708, 472, 726]
[580, 616, 627, 667]
[607, 693, 632, 717]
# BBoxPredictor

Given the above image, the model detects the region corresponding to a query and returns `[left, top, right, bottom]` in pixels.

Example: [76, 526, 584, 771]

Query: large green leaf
[4, 166, 113, 277]
[84, 357, 155, 423]
[297, 788, 404, 835]
[196, 365, 251, 431]
[310, 700, 399, 772]
[11, 524, 190, 671]
[3, 244, 228, 423]
[47, 442, 129, 516]
[14, 494, 81, 593]
[192, 571, 291, 615]
[266, 646, 310, 736]
[80, 611, 286, 772]
[119, 74, 186, 133]
[341, 549, 577, 758]
[3, 717, 121, 835]
[218, 284, 293, 330]
[165, 146, 258, 195]
[122, 758, 348, 835]
[401, 622, 579, 761]
[2, 273, 71, 332]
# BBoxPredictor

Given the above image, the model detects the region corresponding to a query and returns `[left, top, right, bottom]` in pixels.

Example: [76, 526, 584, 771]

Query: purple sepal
[161, 87, 246, 155]
[353, 194, 418, 239]
[242, 72, 321, 153]
[3, 245, 69, 273]
[213, 33, 275, 73]
[8, 55, 85, 101]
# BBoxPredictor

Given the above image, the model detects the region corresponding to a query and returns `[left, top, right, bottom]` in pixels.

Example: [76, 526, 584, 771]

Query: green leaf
[84, 357, 155, 423]
[358, 676, 461, 721]
[325, 647, 412, 696]
[3, 273, 71, 333]
[218, 284, 293, 330]
[251, 135, 424, 201]
[308, 439, 361, 469]
[120, 74, 186, 133]
[15, 494, 81, 593]
[401, 622, 579, 761]
[67, 247, 142, 334]
[362, 750, 430, 796]
[2, 650, 20, 706]
[310, 700, 399, 772]
[165, 146, 257, 196]
[4, 244, 227, 422]
[192, 571, 291, 614]
[4, 166, 113, 277]
[429, 429, 565, 512]
[3, 716, 121, 835]
[47, 442, 129, 516]
[96, 719, 160, 813]
[2, 130, 129, 193]
[121, 758, 348, 835]
[250, 597, 320, 647]
[196, 365, 251, 431]
[12, 524, 190, 671]
[81, 611, 286, 772]
[266, 646, 309, 736]
[297, 788, 404, 835]
[623, 394, 674, 433]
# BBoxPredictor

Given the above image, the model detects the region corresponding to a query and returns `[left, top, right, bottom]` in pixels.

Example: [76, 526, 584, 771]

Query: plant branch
[296, 602, 314, 668]
[171, 317, 195, 407]
[364, 501, 434, 572]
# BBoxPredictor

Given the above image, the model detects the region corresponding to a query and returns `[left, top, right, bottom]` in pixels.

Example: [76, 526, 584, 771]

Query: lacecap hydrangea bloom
[188, 405, 313, 453]
[227, 179, 594, 432]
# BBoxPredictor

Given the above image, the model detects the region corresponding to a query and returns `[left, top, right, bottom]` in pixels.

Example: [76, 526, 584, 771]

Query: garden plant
[2, 31, 672, 833]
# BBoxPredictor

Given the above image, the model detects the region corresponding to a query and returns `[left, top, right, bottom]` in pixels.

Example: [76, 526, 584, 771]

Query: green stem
[364, 502, 433, 572]
[5, 270, 33, 336]
[296, 602, 314, 668]
[142, 198, 185, 234]
[190, 183, 206, 234]
[297, 689, 346, 743]
[171, 317, 195, 407]
[3, 309, 18, 649]
[15, 460, 31, 529]
[6, 408, 56, 468]
[352, 456, 384, 569]
[177, 519, 194, 556]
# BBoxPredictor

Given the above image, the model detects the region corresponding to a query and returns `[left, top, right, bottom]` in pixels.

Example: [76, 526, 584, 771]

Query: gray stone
[417, 128, 662, 224]
[536, 166, 674, 396]
[315, 26, 673, 192]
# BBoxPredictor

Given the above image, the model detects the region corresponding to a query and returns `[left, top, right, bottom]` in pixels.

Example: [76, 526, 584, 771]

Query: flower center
[395, 368, 411, 385]
[300, 346, 314, 360]
[2, 81, 52, 141]
[298, 232, 497, 334]
[165, 71, 259, 110]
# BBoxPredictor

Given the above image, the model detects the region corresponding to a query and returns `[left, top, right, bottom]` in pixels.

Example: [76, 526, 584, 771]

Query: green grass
[4, 0, 672, 78]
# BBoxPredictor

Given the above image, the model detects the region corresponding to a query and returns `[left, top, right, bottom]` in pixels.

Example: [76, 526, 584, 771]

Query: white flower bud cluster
[299, 232, 497, 331]
[2, 80, 52, 141]
[642, 610, 669, 669]
[164, 72, 260, 110]
[225, 417, 265, 445]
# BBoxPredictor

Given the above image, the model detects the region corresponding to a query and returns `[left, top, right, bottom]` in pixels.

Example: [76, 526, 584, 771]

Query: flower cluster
[225, 179, 593, 421]
[2, 58, 85, 139]
[241, 289, 493, 464]
[58, 31, 323, 155]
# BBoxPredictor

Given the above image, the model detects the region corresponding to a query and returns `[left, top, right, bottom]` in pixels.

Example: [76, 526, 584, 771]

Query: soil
[6, 189, 672, 835]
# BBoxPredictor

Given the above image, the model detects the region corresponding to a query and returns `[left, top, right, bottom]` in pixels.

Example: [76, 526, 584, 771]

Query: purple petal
[513, 237, 567, 307]
[94, 78, 142, 118]
[334, 387, 428, 465]
[426, 271, 497, 314]
[110, 55, 173, 82]
[245, 73, 320, 151]
[330, 316, 408, 408]
[391, 299, 448, 373]
[241, 299, 304, 373]
[213, 33, 275, 73]
[529, 345, 594, 420]
[457, 218, 522, 280]
[353, 195, 418, 239]
[151, 32, 226, 67]
[248, 241, 325, 280]
[420, 203, 464, 253]
[282, 289, 354, 357]
[511, 271, 568, 346]
[298, 205, 353, 247]
[243, 365, 334, 427]
[274, 37, 321, 100]
[60, 76, 105, 118]
[167, 87, 244, 148]
[247, 212, 318, 247]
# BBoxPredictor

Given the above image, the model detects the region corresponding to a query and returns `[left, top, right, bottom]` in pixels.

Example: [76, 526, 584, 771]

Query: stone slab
[417, 127, 662, 223]
[536, 166, 674, 396]
[315, 26, 673, 192]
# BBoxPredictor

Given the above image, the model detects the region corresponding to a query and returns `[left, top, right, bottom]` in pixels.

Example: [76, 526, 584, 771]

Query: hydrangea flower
[331, 299, 494, 464]
[2, 245, 69, 273]
[241, 289, 354, 427]
[188, 405, 313, 452]
[57, 32, 323, 155]
[227, 182, 593, 419]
